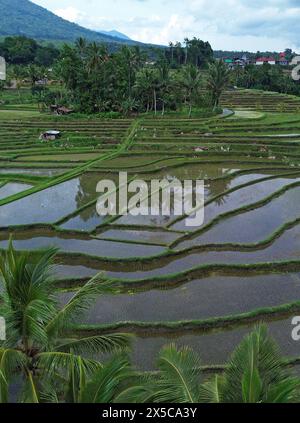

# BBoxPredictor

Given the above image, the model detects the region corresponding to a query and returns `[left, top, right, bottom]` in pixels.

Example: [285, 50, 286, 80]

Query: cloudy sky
[31, 0, 300, 51]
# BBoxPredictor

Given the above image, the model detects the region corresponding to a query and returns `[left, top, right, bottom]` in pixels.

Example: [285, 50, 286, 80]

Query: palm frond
[56, 333, 132, 355]
[152, 344, 202, 403]
[23, 299, 57, 349]
[37, 351, 102, 378]
[223, 324, 299, 403]
[81, 354, 132, 403]
[21, 371, 39, 403]
[46, 274, 115, 337]
[115, 374, 157, 403]
[0, 348, 27, 403]
[199, 375, 224, 403]
[265, 377, 300, 403]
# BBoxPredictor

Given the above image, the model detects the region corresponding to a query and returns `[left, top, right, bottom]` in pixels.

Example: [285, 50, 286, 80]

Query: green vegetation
[233, 64, 300, 96]
[0, 36, 59, 66]
[0, 242, 131, 402]
[50, 40, 214, 115]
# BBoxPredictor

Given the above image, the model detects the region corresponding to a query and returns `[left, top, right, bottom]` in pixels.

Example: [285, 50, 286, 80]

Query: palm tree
[134, 68, 154, 113]
[206, 60, 231, 109]
[86, 42, 107, 74]
[0, 241, 131, 403]
[75, 37, 87, 58]
[118, 344, 203, 403]
[26, 64, 44, 90]
[200, 325, 300, 403]
[124, 326, 300, 404]
[9, 65, 25, 100]
[184, 38, 189, 65]
[134, 68, 159, 115]
[63, 354, 133, 403]
[169, 42, 174, 64]
[157, 59, 170, 115]
[181, 65, 202, 118]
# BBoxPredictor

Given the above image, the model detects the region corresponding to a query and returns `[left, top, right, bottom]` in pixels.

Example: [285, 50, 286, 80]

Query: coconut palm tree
[26, 64, 44, 90]
[157, 59, 170, 115]
[119, 46, 140, 99]
[75, 37, 88, 58]
[181, 65, 202, 118]
[134, 68, 160, 115]
[134, 68, 154, 113]
[169, 42, 174, 64]
[118, 344, 203, 403]
[200, 325, 300, 403]
[9, 65, 25, 100]
[86, 42, 107, 74]
[61, 353, 133, 403]
[0, 241, 131, 403]
[122, 326, 300, 404]
[206, 60, 231, 109]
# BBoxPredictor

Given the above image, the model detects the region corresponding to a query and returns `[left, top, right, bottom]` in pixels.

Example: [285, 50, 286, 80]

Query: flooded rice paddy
[1, 112, 300, 370]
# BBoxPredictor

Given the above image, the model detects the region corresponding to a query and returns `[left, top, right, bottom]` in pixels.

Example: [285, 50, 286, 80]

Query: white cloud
[54, 7, 83, 23]
[34, 0, 300, 51]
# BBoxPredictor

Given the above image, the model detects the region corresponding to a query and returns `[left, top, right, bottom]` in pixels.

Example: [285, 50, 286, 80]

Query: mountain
[0, 0, 142, 46]
[98, 30, 131, 41]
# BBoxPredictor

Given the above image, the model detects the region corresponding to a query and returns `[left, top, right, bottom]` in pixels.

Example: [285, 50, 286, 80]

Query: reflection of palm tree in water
[75, 173, 106, 222]
[166, 165, 233, 207]
[75, 166, 234, 223]
[206, 167, 233, 206]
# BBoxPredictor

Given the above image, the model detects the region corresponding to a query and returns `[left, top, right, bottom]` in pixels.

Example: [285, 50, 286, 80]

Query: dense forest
[1, 35, 299, 116]
[234, 64, 300, 96]
[0, 36, 60, 66]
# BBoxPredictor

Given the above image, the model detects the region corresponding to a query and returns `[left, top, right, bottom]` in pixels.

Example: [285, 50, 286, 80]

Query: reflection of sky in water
[0, 179, 81, 226]
[59, 273, 300, 325]
[131, 319, 299, 370]
[0, 169, 65, 176]
[104, 224, 300, 279]
[0, 237, 164, 258]
[184, 186, 300, 247]
[0, 183, 32, 200]
[171, 176, 300, 231]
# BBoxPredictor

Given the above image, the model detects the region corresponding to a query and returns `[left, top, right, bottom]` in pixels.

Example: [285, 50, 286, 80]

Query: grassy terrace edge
[71, 300, 300, 336]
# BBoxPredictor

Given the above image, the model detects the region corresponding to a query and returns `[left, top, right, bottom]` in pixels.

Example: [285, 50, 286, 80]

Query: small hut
[50, 105, 74, 115]
[39, 130, 61, 141]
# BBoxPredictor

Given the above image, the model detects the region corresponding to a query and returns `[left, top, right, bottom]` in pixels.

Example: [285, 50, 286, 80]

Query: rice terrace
[2, 0, 300, 406]
[2, 87, 300, 372]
